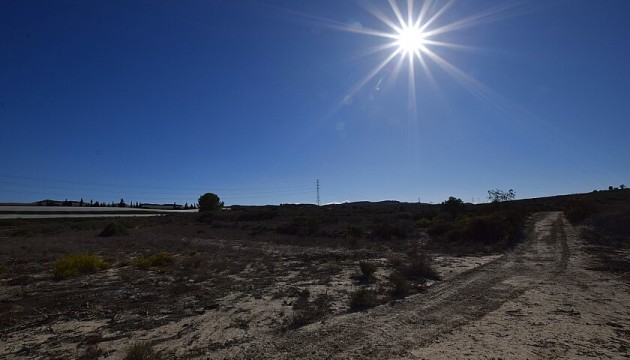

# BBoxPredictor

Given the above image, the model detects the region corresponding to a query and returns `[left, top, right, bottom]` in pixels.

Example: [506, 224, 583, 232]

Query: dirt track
[1, 211, 628, 359]
[217, 212, 629, 359]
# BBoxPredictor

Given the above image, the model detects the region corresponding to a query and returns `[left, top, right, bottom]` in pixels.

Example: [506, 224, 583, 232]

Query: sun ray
[277, 0, 546, 135]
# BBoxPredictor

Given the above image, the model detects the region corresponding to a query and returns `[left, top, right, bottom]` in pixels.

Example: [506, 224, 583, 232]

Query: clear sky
[1, 0, 629, 206]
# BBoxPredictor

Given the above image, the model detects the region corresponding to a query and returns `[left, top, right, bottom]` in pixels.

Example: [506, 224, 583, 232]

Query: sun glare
[320, 0, 531, 126]
[396, 25, 426, 54]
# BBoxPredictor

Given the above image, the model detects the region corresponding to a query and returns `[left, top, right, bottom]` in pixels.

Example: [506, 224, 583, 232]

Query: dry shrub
[287, 290, 331, 329]
[389, 271, 410, 298]
[359, 261, 377, 280]
[53, 253, 108, 280]
[99, 222, 128, 237]
[349, 289, 380, 311]
[124, 341, 160, 360]
[564, 199, 596, 224]
[405, 252, 440, 281]
[133, 252, 174, 270]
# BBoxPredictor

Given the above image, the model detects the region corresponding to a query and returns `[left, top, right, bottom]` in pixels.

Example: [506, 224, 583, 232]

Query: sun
[312, 0, 532, 127]
[395, 24, 427, 55]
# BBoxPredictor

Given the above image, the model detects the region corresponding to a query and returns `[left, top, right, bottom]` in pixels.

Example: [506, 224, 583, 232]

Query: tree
[198, 193, 224, 212]
[488, 189, 515, 203]
[620, 184, 626, 190]
[442, 196, 464, 216]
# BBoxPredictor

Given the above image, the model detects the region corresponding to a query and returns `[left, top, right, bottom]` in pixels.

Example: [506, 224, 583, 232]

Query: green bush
[124, 341, 160, 360]
[133, 252, 174, 270]
[99, 222, 128, 237]
[53, 253, 108, 279]
[349, 289, 380, 311]
[198, 192, 224, 212]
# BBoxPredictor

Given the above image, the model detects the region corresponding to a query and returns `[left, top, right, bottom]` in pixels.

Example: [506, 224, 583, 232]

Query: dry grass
[124, 341, 160, 360]
[349, 289, 380, 311]
[53, 253, 108, 279]
[133, 252, 174, 270]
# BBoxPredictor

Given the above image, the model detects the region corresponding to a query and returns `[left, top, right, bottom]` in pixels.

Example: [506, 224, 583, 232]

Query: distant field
[0, 206, 197, 219]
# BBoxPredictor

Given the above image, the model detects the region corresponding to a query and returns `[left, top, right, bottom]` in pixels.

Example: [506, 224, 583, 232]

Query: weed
[405, 252, 440, 281]
[287, 290, 331, 329]
[100, 222, 128, 237]
[349, 288, 380, 311]
[359, 261, 377, 280]
[124, 341, 160, 360]
[133, 252, 174, 270]
[53, 253, 108, 280]
[181, 254, 204, 269]
[389, 271, 410, 298]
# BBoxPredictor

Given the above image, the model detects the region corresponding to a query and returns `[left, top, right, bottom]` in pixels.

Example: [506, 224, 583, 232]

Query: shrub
[405, 252, 440, 281]
[124, 341, 160, 360]
[436, 211, 525, 251]
[287, 290, 331, 329]
[53, 253, 108, 279]
[389, 271, 410, 298]
[133, 252, 174, 270]
[371, 222, 408, 240]
[349, 289, 380, 311]
[276, 217, 320, 237]
[347, 225, 365, 239]
[99, 222, 128, 237]
[359, 261, 377, 280]
[564, 199, 596, 224]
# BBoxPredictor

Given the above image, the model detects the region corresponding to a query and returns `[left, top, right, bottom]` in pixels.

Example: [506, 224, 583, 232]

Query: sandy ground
[1, 212, 628, 359]
[207, 212, 629, 359]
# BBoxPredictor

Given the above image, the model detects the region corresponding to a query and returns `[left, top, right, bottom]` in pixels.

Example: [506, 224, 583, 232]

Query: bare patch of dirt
[1, 210, 628, 359]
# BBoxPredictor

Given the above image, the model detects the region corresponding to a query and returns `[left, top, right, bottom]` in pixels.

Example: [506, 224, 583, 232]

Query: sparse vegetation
[124, 341, 160, 360]
[133, 252, 174, 270]
[389, 271, 411, 298]
[404, 251, 440, 281]
[3, 189, 630, 358]
[100, 222, 128, 237]
[287, 289, 332, 329]
[359, 261, 377, 280]
[488, 189, 516, 203]
[53, 253, 108, 279]
[349, 288, 381, 311]
[564, 199, 596, 224]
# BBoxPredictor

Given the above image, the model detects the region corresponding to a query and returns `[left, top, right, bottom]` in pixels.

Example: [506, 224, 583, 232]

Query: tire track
[222, 212, 570, 359]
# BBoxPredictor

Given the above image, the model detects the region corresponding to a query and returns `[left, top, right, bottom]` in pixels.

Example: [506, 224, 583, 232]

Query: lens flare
[318, 0, 536, 129]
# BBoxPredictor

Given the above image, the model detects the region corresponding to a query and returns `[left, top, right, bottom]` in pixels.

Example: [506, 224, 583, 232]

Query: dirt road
[2, 211, 628, 358]
[218, 212, 629, 359]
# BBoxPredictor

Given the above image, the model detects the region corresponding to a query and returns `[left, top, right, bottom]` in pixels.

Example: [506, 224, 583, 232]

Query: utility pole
[316, 179, 320, 206]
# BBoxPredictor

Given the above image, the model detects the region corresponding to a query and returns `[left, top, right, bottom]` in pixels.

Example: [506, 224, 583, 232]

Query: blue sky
[1, 0, 629, 205]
